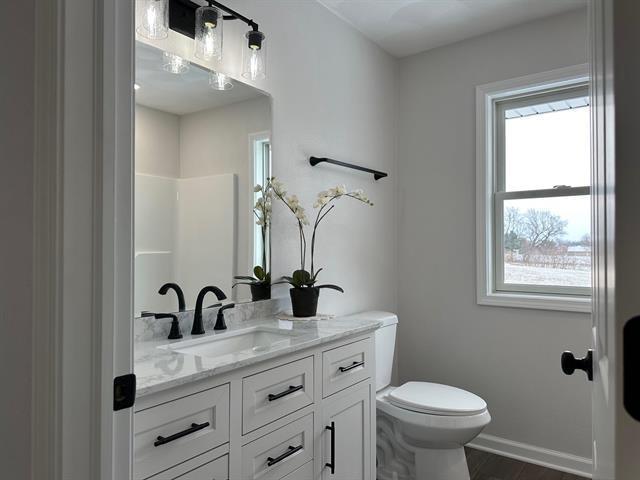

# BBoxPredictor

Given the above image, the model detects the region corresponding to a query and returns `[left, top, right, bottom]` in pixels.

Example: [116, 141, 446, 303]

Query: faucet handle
[148, 312, 183, 340]
[214, 303, 235, 331]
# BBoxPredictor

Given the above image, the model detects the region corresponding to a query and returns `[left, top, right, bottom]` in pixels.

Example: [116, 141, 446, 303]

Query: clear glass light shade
[242, 31, 266, 81]
[195, 6, 223, 61]
[162, 52, 190, 74]
[209, 71, 234, 91]
[136, 0, 168, 40]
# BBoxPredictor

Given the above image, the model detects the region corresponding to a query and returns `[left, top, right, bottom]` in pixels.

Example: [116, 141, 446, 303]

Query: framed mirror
[134, 41, 272, 316]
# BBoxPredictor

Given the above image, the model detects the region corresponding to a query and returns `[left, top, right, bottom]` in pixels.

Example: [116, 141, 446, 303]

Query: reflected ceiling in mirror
[136, 43, 264, 115]
[134, 42, 272, 317]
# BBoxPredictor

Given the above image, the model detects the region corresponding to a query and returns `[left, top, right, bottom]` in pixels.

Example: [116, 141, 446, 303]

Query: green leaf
[316, 284, 344, 293]
[312, 268, 323, 281]
[234, 275, 258, 281]
[232, 282, 257, 288]
[292, 269, 312, 287]
[253, 265, 266, 281]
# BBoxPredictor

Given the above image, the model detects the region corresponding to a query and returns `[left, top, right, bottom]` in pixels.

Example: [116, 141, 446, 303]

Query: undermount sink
[157, 326, 299, 360]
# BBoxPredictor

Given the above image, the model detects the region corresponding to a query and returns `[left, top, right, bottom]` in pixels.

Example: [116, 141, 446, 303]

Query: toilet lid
[388, 382, 487, 416]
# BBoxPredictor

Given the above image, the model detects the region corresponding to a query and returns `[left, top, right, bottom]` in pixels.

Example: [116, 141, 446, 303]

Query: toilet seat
[387, 382, 487, 416]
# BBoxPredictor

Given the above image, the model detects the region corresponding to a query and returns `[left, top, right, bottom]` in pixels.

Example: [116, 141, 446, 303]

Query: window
[476, 66, 591, 312]
[250, 132, 271, 268]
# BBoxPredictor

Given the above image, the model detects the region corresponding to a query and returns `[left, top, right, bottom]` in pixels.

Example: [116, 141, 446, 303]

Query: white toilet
[373, 312, 491, 480]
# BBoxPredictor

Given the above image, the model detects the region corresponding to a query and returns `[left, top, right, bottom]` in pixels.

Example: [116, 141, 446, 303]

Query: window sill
[477, 291, 591, 313]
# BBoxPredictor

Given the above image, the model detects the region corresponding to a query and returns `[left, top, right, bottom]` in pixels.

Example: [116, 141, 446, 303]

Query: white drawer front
[148, 451, 228, 480]
[322, 339, 372, 398]
[174, 454, 228, 480]
[281, 460, 313, 480]
[135, 384, 230, 480]
[242, 356, 314, 434]
[241, 414, 314, 480]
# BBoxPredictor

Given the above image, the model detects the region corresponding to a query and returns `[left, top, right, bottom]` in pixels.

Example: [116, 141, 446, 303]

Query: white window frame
[476, 65, 592, 313]
[248, 131, 271, 269]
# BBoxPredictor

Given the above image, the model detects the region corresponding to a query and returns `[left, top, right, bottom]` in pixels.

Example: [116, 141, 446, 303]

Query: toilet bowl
[376, 384, 491, 480]
[359, 311, 491, 480]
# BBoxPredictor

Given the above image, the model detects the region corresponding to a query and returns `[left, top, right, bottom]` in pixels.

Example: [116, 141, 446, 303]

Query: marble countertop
[135, 313, 382, 397]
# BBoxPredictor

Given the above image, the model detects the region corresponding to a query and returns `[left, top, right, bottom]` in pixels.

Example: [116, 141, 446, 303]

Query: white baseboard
[468, 433, 592, 478]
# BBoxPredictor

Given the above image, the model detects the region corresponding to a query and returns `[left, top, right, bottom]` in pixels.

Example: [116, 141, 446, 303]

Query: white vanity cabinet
[134, 333, 376, 480]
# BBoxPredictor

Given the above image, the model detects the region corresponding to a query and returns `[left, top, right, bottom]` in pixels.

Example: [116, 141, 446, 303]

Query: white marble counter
[135, 313, 382, 397]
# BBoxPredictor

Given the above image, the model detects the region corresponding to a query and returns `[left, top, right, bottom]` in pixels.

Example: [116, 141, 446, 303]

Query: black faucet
[142, 311, 183, 340]
[192, 286, 227, 335]
[158, 283, 186, 312]
[214, 303, 235, 331]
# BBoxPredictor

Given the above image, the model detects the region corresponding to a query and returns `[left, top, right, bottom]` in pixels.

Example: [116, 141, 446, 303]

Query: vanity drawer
[322, 338, 372, 398]
[241, 414, 314, 480]
[147, 451, 228, 480]
[134, 384, 230, 480]
[281, 461, 313, 480]
[242, 356, 314, 434]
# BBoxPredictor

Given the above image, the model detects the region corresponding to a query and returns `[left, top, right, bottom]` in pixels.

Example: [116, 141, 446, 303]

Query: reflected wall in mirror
[134, 42, 272, 316]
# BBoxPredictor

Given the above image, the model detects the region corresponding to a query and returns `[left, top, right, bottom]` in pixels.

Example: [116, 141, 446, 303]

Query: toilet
[373, 312, 491, 480]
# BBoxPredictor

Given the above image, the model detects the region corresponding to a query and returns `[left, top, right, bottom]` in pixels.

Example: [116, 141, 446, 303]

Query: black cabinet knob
[561, 349, 593, 381]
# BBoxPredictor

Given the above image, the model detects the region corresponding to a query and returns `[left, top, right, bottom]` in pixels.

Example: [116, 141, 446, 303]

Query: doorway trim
[32, 0, 134, 478]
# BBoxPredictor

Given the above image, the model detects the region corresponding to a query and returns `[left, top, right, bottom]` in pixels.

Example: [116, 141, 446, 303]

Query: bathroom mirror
[134, 42, 271, 316]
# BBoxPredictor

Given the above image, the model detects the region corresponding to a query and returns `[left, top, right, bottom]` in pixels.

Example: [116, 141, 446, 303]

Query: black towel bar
[309, 156, 388, 180]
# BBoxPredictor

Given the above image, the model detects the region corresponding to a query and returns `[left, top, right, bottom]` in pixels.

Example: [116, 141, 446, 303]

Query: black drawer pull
[339, 361, 364, 373]
[153, 421, 210, 447]
[268, 384, 303, 401]
[325, 422, 335, 474]
[267, 445, 303, 467]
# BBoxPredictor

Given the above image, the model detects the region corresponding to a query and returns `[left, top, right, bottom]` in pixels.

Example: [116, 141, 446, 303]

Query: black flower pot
[250, 283, 271, 301]
[290, 287, 320, 317]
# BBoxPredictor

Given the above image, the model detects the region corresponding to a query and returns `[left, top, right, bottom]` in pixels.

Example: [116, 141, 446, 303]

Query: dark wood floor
[466, 448, 587, 480]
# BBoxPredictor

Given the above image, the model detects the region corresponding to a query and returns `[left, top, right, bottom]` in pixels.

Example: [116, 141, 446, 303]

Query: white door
[322, 383, 372, 480]
[562, 2, 640, 479]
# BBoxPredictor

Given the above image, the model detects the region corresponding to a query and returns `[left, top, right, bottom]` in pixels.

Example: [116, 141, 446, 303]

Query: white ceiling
[318, 0, 586, 58]
[135, 43, 265, 116]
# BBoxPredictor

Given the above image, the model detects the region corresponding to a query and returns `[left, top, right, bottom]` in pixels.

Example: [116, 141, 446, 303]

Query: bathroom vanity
[134, 314, 380, 480]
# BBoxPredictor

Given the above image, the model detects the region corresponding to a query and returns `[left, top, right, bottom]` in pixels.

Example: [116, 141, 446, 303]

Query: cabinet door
[321, 383, 371, 480]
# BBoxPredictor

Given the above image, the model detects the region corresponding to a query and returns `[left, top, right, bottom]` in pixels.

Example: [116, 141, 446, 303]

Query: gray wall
[396, 10, 592, 457]
[135, 104, 180, 177]
[180, 96, 271, 281]
[0, 1, 34, 478]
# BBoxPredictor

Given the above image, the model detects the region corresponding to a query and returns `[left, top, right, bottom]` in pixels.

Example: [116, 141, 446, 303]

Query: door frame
[32, 0, 134, 478]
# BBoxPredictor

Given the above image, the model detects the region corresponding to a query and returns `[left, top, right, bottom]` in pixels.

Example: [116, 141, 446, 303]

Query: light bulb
[162, 52, 189, 74]
[195, 6, 223, 61]
[136, 0, 168, 40]
[134, 83, 141, 90]
[209, 71, 233, 91]
[242, 31, 266, 80]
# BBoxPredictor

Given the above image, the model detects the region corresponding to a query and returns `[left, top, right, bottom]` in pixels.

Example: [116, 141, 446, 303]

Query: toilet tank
[373, 313, 398, 392]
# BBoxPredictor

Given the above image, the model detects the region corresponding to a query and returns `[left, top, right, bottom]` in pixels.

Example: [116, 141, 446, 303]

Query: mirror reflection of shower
[134, 41, 271, 315]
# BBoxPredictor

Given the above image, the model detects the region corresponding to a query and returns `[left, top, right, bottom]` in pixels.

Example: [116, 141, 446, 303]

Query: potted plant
[272, 180, 373, 317]
[233, 181, 272, 301]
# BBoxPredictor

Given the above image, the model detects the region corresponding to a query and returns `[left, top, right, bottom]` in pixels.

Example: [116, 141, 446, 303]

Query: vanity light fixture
[136, 0, 169, 40]
[162, 51, 190, 74]
[166, 0, 267, 80]
[209, 71, 233, 91]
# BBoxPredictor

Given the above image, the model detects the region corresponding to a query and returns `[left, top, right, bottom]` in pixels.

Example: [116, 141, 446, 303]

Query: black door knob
[561, 350, 593, 381]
